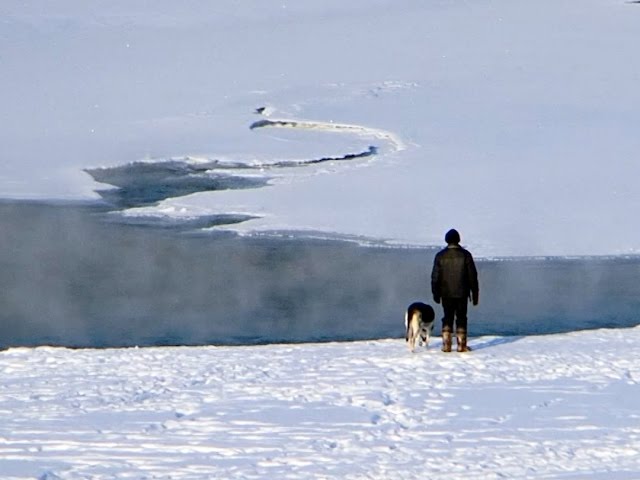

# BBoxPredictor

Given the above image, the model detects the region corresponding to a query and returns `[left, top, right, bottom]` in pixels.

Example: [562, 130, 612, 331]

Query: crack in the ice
[85, 161, 269, 209]
[250, 117, 405, 152]
[85, 143, 377, 211]
[85, 111, 400, 229]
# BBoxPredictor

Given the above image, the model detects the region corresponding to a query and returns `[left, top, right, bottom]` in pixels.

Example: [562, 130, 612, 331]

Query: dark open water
[1, 201, 638, 349]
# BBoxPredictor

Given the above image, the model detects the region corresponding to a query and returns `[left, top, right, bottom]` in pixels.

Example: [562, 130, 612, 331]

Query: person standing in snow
[431, 229, 479, 352]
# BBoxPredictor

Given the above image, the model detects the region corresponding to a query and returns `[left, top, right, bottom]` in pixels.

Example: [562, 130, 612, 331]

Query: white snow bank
[2, 327, 640, 479]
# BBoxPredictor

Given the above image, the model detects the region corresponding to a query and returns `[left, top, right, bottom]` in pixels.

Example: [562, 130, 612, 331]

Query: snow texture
[2, 327, 640, 479]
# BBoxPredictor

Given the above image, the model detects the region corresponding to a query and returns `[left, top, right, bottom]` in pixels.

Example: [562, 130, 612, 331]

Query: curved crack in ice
[85, 113, 404, 230]
[249, 117, 406, 153]
[182, 145, 377, 171]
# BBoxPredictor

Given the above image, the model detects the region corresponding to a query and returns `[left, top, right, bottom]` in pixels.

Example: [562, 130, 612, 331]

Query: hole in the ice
[85, 161, 269, 209]
[84, 143, 378, 229]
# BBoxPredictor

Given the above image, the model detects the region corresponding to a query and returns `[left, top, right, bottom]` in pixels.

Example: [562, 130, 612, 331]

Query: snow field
[2, 327, 640, 479]
[3, 1, 640, 256]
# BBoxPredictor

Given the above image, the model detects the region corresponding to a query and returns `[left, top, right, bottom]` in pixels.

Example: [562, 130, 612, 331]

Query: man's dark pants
[441, 297, 468, 334]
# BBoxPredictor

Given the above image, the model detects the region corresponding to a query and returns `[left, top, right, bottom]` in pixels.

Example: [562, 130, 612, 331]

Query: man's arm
[466, 252, 479, 305]
[431, 255, 441, 304]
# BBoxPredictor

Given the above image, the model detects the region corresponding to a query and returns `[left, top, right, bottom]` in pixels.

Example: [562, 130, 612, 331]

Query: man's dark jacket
[431, 245, 479, 303]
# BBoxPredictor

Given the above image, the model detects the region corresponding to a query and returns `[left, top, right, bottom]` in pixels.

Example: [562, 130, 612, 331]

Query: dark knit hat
[445, 229, 460, 245]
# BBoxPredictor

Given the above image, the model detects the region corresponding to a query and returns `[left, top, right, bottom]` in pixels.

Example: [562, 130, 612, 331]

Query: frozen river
[1, 201, 638, 349]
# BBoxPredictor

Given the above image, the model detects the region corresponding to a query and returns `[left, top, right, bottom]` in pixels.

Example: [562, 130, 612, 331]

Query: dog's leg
[408, 322, 416, 352]
[405, 311, 416, 352]
[408, 327, 416, 352]
[408, 312, 421, 352]
[421, 328, 429, 348]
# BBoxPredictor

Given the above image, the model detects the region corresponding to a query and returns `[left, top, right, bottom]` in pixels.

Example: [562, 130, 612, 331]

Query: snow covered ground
[2, 3, 640, 478]
[2, 1, 640, 257]
[2, 327, 640, 479]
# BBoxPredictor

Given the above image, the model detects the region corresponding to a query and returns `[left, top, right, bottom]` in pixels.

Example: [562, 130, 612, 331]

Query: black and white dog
[405, 302, 435, 352]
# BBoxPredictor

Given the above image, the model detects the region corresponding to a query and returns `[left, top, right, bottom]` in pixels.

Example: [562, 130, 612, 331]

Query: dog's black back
[407, 302, 435, 322]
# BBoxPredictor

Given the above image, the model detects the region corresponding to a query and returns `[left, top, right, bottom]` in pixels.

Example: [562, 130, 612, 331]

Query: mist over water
[1, 201, 639, 349]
